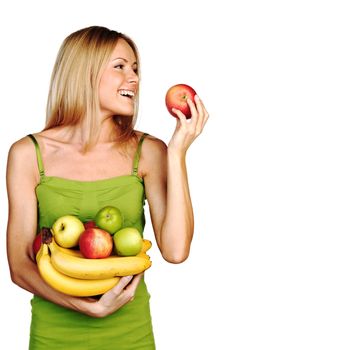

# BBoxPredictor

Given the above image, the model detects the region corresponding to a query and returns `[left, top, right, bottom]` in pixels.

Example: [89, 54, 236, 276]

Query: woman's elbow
[9, 267, 22, 286]
[162, 251, 190, 264]
[8, 258, 32, 286]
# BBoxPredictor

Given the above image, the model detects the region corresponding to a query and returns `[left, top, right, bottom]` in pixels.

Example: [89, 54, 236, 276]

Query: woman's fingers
[168, 96, 209, 153]
[98, 272, 143, 308]
[186, 97, 198, 126]
[193, 95, 203, 128]
[193, 95, 209, 133]
[172, 108, 187, 126]
[98, 275, 133, 305]
[123, 273, 144, 302]
[172, 96, 209, 134]
[111, 275, 133, 295]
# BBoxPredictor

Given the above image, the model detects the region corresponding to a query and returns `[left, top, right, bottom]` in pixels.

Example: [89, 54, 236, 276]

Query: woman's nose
[127, 70, 139, 84]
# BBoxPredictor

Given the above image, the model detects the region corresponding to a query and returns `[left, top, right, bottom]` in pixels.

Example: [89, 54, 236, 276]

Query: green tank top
[27, 132, 155, 350]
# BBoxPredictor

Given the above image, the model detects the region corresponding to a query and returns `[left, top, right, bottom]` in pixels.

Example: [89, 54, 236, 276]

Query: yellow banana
[36, 244, 120, 296]
[141, 239, 152, 253]
[136, 239, 152, 260]
[49, 241, 152, 280]
[57, 245, 83, 258]
[137, 252, 150, 260]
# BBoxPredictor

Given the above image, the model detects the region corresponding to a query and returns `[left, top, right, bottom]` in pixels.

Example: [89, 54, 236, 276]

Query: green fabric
[27, 133, 155, 350]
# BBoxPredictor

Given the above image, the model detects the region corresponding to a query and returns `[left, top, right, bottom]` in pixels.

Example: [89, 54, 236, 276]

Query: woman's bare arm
[144, 96, 209, 263]
[6, 137, 139, 318]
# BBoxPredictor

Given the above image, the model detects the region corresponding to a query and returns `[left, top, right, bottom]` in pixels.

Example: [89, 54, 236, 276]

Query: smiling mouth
[118, 90, 135, 99]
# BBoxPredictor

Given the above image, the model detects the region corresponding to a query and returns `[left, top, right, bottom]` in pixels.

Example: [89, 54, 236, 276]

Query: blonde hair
[43, 26, 140, 153]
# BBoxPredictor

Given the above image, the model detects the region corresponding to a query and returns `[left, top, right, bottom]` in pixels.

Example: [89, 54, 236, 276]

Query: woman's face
[99, 38, 139, 118]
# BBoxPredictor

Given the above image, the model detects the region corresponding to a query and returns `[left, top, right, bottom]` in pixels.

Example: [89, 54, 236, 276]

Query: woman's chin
[112, 110, 134, 118]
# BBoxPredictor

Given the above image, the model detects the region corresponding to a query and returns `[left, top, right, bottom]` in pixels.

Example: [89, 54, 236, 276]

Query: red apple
[79, 228, 113, 259]
[84, 220, 97, 229]
[33, 233, 42, 256]
[165, 83, 197, 119]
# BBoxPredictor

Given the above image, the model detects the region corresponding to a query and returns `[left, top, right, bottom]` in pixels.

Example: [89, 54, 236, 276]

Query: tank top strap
[132, 132, 148, 176]
[27, 134, 45, 179]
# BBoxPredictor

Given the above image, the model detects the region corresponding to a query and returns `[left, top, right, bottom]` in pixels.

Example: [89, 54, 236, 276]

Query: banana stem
[41, 227, 53, 244]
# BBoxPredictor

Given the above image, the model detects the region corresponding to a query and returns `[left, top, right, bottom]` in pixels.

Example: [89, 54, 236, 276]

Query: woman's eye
[114, 64, 138, 74]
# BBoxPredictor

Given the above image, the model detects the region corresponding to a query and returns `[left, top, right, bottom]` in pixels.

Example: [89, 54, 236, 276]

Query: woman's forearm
[11, 259, 91, 315]
[160, 149, 194, 263]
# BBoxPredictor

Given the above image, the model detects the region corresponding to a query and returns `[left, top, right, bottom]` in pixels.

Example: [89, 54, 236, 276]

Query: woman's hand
[83, 273, 144, 318]
[168, 95, 209, 154]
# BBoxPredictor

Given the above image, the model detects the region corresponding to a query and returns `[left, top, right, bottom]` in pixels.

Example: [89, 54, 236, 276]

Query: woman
[6, 26, 209, 349]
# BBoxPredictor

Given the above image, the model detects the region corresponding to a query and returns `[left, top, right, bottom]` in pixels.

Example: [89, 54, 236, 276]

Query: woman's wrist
[167, 146, 186, 161]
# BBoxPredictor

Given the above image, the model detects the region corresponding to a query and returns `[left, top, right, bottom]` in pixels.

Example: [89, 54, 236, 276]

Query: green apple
[51, 215, 85, 248]
[113, 227, 143, 256]
[95, 206, 123, 235]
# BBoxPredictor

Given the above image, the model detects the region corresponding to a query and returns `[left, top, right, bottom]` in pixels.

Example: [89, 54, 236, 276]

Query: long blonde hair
[44, 26, 140, 153]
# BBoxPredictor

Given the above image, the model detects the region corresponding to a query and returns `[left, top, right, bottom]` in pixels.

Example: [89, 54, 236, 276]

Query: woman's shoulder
[6, 133, 41, 183]
[8, 133, 38, 157]
[8, 128, 54, 153]
[136, 130, 167, 175]
[138, 130, 167, 153]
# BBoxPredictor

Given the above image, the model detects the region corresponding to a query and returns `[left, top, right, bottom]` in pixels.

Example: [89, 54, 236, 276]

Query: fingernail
[195, 95, 200, 101]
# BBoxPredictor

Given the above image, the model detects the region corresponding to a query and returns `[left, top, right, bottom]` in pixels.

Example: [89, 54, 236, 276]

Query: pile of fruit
[33, 205, 152, 297]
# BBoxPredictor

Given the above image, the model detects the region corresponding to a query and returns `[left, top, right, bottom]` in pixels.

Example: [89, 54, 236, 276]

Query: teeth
[119, 90, 135, 97]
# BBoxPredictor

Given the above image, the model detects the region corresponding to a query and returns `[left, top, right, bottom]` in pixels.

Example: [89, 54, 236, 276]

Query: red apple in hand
[79, 228, 113, 259]
[165, 83, 197, 119]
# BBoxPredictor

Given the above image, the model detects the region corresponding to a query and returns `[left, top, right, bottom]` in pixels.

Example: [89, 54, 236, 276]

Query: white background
[1, 0, 350, 349]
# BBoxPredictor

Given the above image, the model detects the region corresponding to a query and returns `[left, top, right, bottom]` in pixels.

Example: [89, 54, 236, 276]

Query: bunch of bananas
[36, 228, 152, 297]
